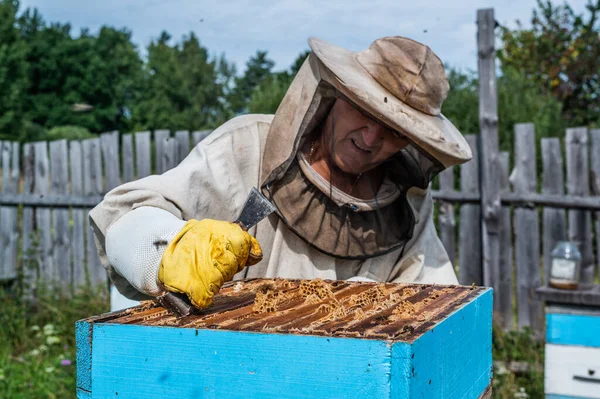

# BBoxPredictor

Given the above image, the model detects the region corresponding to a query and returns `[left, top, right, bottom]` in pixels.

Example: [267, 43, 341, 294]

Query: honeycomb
[299, 279, 334, 300]
[107, 278, 484, 342]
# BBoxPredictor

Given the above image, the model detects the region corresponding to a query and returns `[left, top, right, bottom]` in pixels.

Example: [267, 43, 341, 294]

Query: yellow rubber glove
[158, 219, 262, 309]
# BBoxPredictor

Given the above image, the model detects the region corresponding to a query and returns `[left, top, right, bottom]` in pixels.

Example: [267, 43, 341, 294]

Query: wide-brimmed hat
[308, 36, 472, 168]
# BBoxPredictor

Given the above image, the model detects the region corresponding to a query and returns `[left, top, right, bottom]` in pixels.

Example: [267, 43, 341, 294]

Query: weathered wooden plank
[565, 128, 594, 284]
[100, 131, 121, 191]
[50, 140, 72, 292]
[0, 193, 102, 207]
[160, 134, 177, 173]
[175, 130, 190, 164]
[510, 123, 542, 331]
[70, 141, 87, 289]
[192, 130, 211, 146]
[590, 129, 600, 283]
[497, 152, 513, 330]
[477, 8, 501, 288]
[542, 138, 567, 286]
[536, 284, 600, 307]
[438, 167, 455, 264]
[431, 190, 600, 210]
[458, 135, 482, 286]
[34, 141, 54, 284]
[0, 142, 19, 281]
[154, 129, 170, 174]
[1, 141, 8, 191]
[82, 138, 106, 288]
[122, 134, 134, 183]
[21, 143, 36, 294]
[135, 131, 151, 179]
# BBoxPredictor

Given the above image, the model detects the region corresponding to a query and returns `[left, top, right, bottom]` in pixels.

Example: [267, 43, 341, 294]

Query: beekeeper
[90, 36, 472, 310]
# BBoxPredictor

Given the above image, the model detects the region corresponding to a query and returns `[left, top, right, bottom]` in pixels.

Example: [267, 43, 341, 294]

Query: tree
[229, 51, 275, 114]
[130, 32, 234, 131]
[19, 9, 144, 136]
[499, 0, 600, 126]
[247, 50, 310, 114]
[0, 0, 27, 140]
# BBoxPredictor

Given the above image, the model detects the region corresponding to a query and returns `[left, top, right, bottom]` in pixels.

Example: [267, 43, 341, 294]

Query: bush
[0, 285, 109, 398]
[46, 126, 96, 141]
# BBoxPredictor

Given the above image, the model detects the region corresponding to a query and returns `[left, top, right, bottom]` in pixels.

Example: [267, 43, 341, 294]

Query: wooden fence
[0, 8, 599, 333]
[0, 130, 211, 294]
[433, 126, 600, 331]
[0, 125, 598, 332]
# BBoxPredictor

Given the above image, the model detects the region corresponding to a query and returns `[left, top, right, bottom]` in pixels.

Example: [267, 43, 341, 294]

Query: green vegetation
[1, 0, 597, 144]
[492, 326, 545, 398]
[0, 285, 109, 398]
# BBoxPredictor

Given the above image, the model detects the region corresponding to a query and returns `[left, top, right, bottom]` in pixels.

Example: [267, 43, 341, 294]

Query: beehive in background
[76, 278, 493, 399]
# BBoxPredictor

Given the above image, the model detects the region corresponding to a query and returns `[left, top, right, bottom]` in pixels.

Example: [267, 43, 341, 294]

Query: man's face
[321, 98, 409, 175]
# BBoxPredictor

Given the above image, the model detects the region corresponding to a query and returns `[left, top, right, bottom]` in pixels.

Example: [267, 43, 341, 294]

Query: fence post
[590, 129, 600, 279]
[511, 123, 542, 331]
[154, 130, 170, 174]
[50, 139, 71, 292]
[175, 130, 191, 164]
[70, 141, 86, 290]
[21, 143, 36, 295]
[477, 8, 502, 289]
[438, 167, 455, 264]
[566, 128, 594, 284]
[0, 141, 19, 282]
[541, 138, 567, 286]
[135, 131, 151, 179]
[122, 134, 135, 183]
[100, 131, 121, 191]
[497, 152, 513, 330]
[459, 135, 482, 285]
[34, 141, 53, 284]
[82, 138, 106, 288]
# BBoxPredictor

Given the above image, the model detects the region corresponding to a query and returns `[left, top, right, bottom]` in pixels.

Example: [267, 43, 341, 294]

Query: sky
[19, 0, 589, 74]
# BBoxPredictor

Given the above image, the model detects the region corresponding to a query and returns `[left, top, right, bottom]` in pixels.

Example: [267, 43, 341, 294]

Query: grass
[0, 284, 545, 399]
[0, 284, 109, 399]
[492, 326, 545, 398]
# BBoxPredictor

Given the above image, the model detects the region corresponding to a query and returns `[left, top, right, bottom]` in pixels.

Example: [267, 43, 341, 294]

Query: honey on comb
[105, 278, 485, 342]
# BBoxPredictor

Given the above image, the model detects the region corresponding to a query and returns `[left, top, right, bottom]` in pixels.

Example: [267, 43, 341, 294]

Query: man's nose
[361, 122, 385, 147]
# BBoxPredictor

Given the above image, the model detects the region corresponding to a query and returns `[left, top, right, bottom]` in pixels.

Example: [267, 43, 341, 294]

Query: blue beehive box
[76, 278, 493, 398]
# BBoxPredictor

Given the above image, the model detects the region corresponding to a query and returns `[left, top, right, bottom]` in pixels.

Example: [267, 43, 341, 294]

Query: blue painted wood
[408, 289, 493, 398]
[75, 320, 92, 399]
[546, 313, 600, 347]
[547, 395, 596, 399]
[91, 326, 396, 399]
[77, 288, 493, 398]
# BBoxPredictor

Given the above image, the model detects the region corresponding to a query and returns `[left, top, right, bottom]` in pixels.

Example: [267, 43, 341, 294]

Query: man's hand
[158, 219, 262, 309]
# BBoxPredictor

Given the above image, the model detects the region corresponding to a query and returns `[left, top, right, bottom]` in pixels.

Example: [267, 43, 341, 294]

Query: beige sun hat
[308, 36, 472, 168]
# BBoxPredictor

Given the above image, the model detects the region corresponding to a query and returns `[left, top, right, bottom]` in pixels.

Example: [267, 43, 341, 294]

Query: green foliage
[492, 326, 545, 399]
[499, 0, 600, 126]
[0, 285, 109, 398]
[131, 32, 234, 131]
[246, 51, 310, 115]
[18, 9, 143, 136]
[497, 68, 565, 153]
[441, 67, 479, 136]
[46, 125, 95, 141]
[229, 51, 275, 114]
[0, 0, 27, 141]
[443, 64, 563, 156]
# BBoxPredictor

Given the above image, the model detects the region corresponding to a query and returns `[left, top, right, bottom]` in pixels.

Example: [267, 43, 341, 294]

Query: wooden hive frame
[77, 279, 493, 398]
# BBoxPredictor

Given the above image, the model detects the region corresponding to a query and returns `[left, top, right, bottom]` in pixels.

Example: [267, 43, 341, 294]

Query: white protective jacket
[89, 53, 466, 301]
